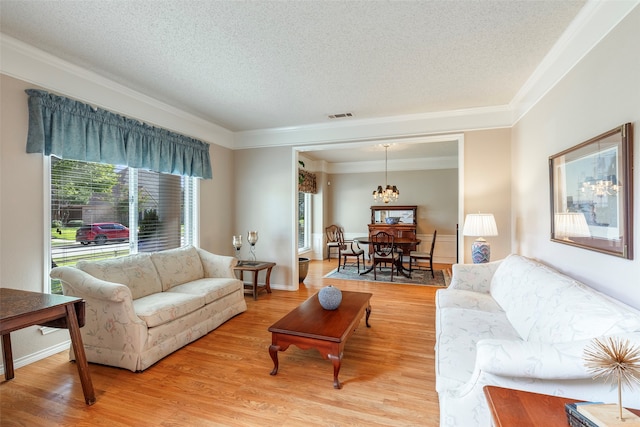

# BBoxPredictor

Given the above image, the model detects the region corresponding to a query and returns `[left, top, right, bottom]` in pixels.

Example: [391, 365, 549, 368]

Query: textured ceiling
[0, 0, 586, 134]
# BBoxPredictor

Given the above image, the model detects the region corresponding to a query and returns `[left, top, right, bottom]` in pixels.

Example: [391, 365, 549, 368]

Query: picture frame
[549, 123, 633, 259]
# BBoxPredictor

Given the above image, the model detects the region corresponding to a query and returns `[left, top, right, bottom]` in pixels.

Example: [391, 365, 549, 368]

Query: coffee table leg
[328, 353, 342, 389]
[365, 305, 372, 328]
[269, 344, 280, 375]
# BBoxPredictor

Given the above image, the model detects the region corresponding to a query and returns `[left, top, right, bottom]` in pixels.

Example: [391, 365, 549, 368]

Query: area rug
[324, 265, 450, 287]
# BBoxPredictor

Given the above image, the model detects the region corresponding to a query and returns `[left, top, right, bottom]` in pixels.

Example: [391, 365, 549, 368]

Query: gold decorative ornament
[583, 337, 640, 422]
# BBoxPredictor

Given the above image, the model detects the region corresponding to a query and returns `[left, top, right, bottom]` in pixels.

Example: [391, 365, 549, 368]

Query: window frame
[44, 156, 199, 294]
[298, 191, 312, 253]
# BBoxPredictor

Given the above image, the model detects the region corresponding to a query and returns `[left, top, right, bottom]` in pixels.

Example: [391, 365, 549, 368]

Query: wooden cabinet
[368, 205, 418, 251]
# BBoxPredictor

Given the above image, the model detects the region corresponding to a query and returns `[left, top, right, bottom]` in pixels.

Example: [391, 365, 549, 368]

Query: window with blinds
[298, 192, 311, 251]
[50, 157, 196, 294]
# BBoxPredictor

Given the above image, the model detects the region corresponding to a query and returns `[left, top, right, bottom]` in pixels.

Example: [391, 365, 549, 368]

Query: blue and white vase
[318, 285, 342, 310]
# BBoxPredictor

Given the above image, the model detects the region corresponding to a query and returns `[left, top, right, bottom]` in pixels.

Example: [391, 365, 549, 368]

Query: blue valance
[25, 89, 212, 179]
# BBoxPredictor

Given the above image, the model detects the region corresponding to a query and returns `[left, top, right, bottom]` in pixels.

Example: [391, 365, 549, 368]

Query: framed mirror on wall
[371, 205, 417, 224]
[549, 123, 633, 259]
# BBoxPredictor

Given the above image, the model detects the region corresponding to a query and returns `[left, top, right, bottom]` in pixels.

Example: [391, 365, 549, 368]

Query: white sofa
[50, 245, 247, 372]
[435, 254, 640, 426]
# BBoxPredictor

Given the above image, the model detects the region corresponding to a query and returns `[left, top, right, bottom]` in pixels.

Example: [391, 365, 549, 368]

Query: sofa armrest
[475, 334, 640, 380]
[448, 259, 503, 293]
[196, 248, 238, 278]
[51, 266, 133, 302]
[50, 266, 145, 328]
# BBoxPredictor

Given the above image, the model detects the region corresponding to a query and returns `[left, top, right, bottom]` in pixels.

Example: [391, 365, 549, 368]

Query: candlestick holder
[232, 235, 242, 259]
[247, 231, 258, 261]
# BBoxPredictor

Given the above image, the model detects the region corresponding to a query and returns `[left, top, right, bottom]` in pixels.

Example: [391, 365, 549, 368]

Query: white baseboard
[0, 340, 71, 376]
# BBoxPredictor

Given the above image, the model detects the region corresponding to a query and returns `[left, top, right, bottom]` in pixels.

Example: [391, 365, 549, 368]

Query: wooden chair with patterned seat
[337, 229, 365, 272]
[325, 224, 341, 260]
[370, 231, 400, 282]
[409, 230, 437, 278]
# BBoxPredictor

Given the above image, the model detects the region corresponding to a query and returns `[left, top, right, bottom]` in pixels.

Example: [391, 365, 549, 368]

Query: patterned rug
[324, 265, 450, 287]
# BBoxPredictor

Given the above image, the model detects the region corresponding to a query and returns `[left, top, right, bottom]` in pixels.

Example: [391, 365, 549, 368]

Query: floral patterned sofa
[50, 245, 247, 372]
[435, 254, 640, 426]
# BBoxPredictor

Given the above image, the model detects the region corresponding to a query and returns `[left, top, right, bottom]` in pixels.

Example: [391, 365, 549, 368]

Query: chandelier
[372, 144, 399, 204]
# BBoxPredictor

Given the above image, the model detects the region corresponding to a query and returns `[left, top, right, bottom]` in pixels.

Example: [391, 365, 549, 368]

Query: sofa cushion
[490, 254, 576, 340]
[435, 307, 521, 391]
[133, 292, 205, 328]
[528, 281, 640, 342]
[151, 245, 204, 291]
[167, 277, 242, 304]
[76, 253, 163, 300]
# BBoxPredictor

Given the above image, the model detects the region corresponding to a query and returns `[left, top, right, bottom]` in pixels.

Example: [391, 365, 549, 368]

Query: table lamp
[462, 213, 498, 263]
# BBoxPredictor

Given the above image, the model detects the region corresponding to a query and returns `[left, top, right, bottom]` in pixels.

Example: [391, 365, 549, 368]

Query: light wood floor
[0, 259, 446, 426]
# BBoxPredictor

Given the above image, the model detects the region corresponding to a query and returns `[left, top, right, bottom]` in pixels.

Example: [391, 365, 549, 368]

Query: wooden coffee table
[268, 290, 372, 389]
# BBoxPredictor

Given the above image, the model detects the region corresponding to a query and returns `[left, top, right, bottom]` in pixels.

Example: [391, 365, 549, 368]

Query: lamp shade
[554, 212, 590, 239]
[462, 214, 498, 237]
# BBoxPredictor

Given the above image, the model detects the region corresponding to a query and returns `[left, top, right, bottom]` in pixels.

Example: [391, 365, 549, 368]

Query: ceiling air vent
[328, 112, 354, 119]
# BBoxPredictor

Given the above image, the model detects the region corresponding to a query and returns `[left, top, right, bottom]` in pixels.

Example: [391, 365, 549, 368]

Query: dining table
[353, 236, 421, 278]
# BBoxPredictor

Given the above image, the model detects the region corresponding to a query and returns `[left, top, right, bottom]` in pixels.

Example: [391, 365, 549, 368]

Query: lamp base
[471, 239, 491, 264]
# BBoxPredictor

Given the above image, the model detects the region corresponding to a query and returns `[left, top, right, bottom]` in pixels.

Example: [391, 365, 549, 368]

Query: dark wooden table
[353, 236, 421, 278]
[233, 261, 276, 300]
[484, 385, 640, 426]
[268, 290, 372, 389]
[0, 288, 96, 405]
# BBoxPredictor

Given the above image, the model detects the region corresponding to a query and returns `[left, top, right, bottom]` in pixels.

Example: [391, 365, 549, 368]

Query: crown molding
[510, 0, 639, 124]
[326, 156, 458, 174]
[0, 34, 235, 149]
[234, 105, 511, 149]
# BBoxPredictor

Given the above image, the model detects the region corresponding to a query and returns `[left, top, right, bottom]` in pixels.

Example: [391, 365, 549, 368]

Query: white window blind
[136, 169, 191, 252]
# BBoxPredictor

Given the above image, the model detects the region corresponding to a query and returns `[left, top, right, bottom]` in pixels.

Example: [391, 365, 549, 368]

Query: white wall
[234, 146, 296, 289]
[0, 75, 71, 365]
[199, 143, 236, 255]
[463, 128, 512, 263]
[512, 6, 640, 309]
[327, 169, 459, 235]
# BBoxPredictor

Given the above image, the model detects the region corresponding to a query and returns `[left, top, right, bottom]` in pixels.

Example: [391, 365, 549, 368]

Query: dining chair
[370, 231, 400, 282]
[325, 224, 341, 260]
[409, 230, 437, 278]
[337, 229, 365, 272]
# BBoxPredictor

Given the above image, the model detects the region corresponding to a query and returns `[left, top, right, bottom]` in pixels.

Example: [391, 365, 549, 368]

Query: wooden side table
[0, 288, 96, 405]
[484, 385, 640, 427]
[233, 261, 276, 300]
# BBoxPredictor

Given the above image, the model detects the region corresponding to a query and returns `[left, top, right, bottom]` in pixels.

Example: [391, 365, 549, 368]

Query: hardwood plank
[0, 260, 446, 426]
